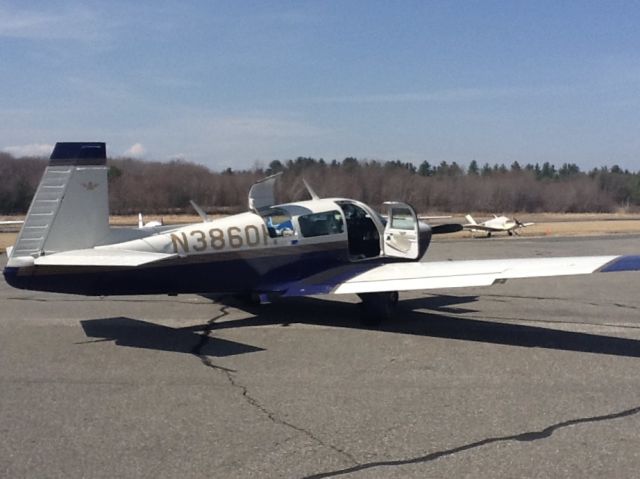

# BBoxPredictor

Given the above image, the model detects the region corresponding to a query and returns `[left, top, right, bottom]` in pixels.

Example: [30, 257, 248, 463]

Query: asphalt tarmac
[1, 234, 640, 478]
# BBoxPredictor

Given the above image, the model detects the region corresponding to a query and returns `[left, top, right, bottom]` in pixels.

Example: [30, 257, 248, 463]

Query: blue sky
[1, 1, 640, 170]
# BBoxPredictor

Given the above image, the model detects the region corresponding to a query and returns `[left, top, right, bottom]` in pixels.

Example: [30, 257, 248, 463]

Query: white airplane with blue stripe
[3, 142, 640, 324]
[464, 214, 534, 237]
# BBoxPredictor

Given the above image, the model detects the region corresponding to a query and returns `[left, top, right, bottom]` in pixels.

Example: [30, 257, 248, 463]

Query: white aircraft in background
[464, 214, 534, 237]
[0, 219, 23, 226]
[137, 213, 163, 229]
[3, 142, 639, 325]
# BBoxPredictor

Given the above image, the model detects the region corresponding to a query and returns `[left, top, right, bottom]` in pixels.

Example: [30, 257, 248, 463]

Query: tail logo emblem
[81, 181, 99, 191]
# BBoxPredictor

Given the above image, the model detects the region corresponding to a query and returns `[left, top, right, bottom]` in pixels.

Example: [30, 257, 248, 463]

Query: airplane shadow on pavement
[81, 294, 640, 359]
[211, 294, 640, 358]
[80, 316, 264, 357]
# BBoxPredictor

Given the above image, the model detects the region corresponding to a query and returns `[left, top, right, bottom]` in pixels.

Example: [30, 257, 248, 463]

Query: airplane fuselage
[4, 198, 432, 297]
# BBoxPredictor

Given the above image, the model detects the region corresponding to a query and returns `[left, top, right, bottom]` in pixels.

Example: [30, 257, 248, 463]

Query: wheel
[232, 292, 261, 306]
[357, 291, 399, 326]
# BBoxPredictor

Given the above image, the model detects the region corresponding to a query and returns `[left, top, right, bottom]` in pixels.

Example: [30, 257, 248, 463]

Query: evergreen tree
[418, 160, 433, 176]
[435, 161, 450, 176]
[267, 159, 284, 174]
[342, 157, 359, 170]
[449, 161, 464, 176]
[541, 162, 556, 179]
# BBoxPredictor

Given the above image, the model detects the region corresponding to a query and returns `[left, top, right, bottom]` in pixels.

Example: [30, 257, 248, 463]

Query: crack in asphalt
[191, 305, 358, 467]
[613, 302, 640, 311]
[190, 306, 236, 373]
[225, 368, 358, 465]
[302, 404, 640, 478]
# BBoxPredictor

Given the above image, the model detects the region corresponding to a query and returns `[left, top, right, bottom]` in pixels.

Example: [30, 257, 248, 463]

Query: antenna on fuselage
[302, 178, 320, 200]
[190, 200, 210, 222]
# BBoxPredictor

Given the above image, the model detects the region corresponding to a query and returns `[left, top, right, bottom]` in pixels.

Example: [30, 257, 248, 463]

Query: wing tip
[599, 255, 640, 273]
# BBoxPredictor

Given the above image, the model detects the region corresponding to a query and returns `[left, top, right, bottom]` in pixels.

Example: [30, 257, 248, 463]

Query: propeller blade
[431, 223, 463, 235]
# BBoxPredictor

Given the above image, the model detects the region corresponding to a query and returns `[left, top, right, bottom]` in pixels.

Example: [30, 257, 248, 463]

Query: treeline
[0, 153, 48, 213]
[1, 151, 640, 214]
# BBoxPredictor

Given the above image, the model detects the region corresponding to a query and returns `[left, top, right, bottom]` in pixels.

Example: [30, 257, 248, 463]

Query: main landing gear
[357, 291, 399, 326]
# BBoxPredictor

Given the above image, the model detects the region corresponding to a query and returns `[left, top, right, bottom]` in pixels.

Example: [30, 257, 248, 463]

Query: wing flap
[332, 256, 621, 295]
[34, 248, 176, 267]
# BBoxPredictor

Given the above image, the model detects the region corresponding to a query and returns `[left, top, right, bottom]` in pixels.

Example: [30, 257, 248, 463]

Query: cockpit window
[298, 211, 344, 237]
[263, 208, 295, 238]
[390, 207, 415, 230]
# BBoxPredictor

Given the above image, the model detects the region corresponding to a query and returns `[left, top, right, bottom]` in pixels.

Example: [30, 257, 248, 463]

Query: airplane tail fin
[465, 214, 477, 225]
[8, 142, 110, 263]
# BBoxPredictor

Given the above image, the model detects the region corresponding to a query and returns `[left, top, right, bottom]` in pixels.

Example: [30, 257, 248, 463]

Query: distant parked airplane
[0, 220, 23, 226]
[464, 214, 534, 237]
[137, 213, 163, 229]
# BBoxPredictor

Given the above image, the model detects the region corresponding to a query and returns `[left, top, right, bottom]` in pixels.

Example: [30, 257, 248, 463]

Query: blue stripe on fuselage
[3, 247, 352, 296]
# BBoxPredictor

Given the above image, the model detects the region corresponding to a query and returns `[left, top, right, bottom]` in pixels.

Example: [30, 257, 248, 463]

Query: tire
[358, 292, 399, 326]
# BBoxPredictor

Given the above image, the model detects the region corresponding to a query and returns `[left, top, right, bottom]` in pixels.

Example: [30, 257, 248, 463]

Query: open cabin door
[382, 202, 420, 260]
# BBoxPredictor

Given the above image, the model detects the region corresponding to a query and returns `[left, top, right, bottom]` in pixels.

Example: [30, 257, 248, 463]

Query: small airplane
[0, 220, 24, 226]
[464, 214, 534, 237]
[3, 142, 639, 324]
[137, 213, 163, 229]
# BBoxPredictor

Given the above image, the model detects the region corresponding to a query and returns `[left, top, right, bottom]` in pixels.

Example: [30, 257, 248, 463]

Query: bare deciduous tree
[1, 153, 638, 215]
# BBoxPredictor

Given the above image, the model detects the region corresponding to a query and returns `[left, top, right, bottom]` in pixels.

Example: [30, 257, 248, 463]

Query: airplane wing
[462, 224, 498, 232]
[280, 255, 640, 297]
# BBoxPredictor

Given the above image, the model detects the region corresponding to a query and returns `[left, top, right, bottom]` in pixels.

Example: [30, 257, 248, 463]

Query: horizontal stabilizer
[34, 249, 176, 267]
